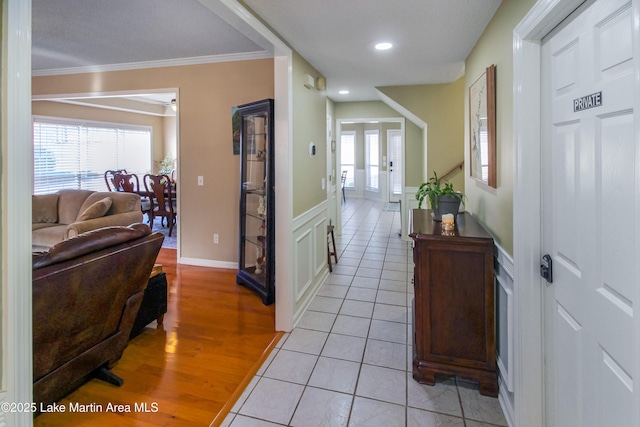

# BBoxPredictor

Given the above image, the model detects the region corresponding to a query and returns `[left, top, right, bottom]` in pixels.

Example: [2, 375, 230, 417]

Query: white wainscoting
[292, 201, 330, 326]
[344, 169, 366, 199]
[401, 187, 419, 241]
[376, 170, 388, 202]
[328, 184, 338, 227]
[495, 244, 515, 427]
[354, 169, 365, 198]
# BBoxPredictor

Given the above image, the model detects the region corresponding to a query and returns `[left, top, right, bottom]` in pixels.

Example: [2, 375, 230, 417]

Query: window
[340, 131, 355, 188]
[33, 117, 152, 194]
[365, 130, 380, 191]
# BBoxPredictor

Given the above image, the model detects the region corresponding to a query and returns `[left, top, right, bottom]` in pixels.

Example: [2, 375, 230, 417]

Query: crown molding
[32, 50, 271, 77]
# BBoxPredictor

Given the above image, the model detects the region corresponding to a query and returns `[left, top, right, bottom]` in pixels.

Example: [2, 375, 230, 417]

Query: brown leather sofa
[32, 223, 164, 407]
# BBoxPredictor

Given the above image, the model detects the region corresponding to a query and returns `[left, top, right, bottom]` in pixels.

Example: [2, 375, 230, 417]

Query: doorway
[32, 90, 180, 250]
[334, 118, 405, 235]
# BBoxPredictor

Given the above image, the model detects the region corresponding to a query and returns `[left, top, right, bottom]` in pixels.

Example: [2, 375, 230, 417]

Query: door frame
[334, 117, 405, 235]
[3, 0, 35, 424]
[513, 1, 639, 426]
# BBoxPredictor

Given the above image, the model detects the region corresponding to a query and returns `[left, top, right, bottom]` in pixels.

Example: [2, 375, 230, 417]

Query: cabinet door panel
[427, 249, 488, 363]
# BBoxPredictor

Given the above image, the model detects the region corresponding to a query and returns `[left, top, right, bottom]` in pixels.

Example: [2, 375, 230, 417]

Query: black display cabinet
[235, 99, 275, 305]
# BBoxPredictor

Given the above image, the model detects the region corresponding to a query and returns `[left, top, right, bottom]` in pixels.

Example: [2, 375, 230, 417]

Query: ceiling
[32, 0, 502, 103]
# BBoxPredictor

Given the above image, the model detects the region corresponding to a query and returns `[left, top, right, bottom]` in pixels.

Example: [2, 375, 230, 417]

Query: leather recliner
[32, 223, 164, 407]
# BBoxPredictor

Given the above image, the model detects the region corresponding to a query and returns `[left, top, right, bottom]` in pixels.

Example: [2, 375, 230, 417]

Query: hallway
[223, 200, 507, 426]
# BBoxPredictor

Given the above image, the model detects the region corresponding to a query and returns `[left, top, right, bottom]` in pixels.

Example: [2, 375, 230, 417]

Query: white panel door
[541, 1, 636, 426]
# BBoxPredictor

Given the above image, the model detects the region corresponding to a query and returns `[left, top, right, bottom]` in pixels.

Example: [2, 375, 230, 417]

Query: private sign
[573, 91, 602, 112]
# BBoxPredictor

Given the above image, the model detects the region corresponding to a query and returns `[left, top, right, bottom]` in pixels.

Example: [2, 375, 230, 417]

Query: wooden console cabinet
[410, 209, 497, 396]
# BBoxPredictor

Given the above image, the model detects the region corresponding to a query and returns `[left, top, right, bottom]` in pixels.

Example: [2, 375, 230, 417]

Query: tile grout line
[230, 201, 503, 426]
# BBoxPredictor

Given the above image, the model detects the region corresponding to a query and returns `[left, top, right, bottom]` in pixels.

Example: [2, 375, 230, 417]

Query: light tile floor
[222, 199, 508, 427]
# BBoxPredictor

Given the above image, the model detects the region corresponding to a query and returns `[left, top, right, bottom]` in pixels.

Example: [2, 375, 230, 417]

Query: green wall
[290, 0, 537, 243]
[292, 51, 328, 217]
[377, 78, 466, 192]
[464, 0, 536, 255]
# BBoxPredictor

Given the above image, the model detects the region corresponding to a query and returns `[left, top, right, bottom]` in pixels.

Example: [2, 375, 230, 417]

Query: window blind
[33, 118, 151, 194]
[340, 131, 355, 188]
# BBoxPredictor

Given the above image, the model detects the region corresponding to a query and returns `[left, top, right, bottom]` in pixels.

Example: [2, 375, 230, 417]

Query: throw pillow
[76, 197, 113, 222]
[32, 194, 59, 223]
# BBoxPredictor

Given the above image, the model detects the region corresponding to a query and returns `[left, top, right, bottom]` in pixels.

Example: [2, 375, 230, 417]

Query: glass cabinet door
[236, 99, 274, 305]
[240, 113, 267, 278]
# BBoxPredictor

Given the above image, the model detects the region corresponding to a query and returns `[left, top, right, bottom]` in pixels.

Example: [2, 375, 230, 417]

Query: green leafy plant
[155, 155, 175, 175]
[415, 171, 464, 209]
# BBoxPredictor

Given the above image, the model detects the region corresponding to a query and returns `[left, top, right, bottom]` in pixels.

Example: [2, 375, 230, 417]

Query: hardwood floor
[35, 248, 280, 427]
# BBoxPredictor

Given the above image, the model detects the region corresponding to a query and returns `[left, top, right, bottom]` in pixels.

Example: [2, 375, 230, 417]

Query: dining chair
[340, 170, 348, 203]
[327, 223, 338, 272]
[113, 172, 139, 193]
[114, 172, 152, 223]
[104, 169, 127, 192]
[143, 174, 176, 237]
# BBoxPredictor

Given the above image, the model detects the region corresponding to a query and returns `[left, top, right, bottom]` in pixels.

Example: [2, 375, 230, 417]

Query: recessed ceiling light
[375, 42, 393, 50]
[339, 90, 350, 95]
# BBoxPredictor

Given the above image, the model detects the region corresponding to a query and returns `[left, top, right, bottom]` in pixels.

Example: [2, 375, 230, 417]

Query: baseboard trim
[179, 257, 237, 270]
[498, 375, 515, 427]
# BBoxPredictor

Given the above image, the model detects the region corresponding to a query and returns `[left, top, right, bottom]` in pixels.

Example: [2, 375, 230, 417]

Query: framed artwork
[469, 64, 496, 188]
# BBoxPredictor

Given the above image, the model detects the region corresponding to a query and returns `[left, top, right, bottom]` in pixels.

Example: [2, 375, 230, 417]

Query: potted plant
[155, 155, 175, 176]
[415, 171, 465, 221]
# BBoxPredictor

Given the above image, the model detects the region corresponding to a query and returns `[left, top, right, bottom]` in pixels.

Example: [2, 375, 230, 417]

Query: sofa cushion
[32, 194, 59, 224]
[32, 225, 69, 252]
[82, 191, 139, 215]
[32, 223, 60, 232]
[57, 189, 95, 224]
[76, 197, 112, 222]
